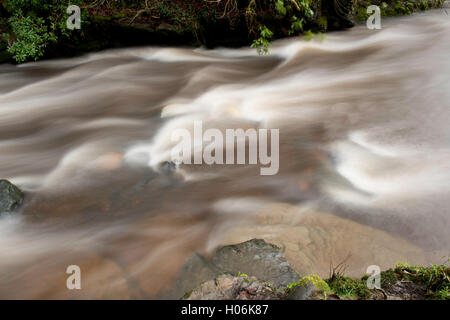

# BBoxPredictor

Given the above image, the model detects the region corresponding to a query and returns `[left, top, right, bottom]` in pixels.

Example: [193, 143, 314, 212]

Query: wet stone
[166, 239, 300, 299]
[0, 180, 24, 213]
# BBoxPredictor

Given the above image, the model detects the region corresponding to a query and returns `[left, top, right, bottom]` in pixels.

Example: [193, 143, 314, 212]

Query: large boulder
[165, 239, 300, 299]
[0, 180, 24, 213]
[210, 239, 299, 288]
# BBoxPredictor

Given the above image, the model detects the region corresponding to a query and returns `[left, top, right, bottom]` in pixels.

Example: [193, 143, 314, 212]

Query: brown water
[0, 11, 449, 299]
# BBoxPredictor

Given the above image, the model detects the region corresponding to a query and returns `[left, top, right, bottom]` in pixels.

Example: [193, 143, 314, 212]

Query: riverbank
[0, 0, 446, 63]
[179, 239, 449, 300]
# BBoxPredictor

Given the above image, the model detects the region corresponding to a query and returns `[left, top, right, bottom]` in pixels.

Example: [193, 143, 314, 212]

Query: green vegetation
[380, 269, 400, 287]
[237, 271, 249, 278]
[184, 261, 449, 300]
[297, 274, 331, 292]
[0, 0, 351, 62]
[6, 13, 56, 63]
[284, 259, 449, 300]
[355, 0, 446, 21]
[393, 261, 450, 299]
[251, 25, 274, 55]
[327, 275, 371, 299]
[285, 274, 331, 299]
[0, 0, 88, 63]
[323, 261, 449, 300]
[0, 0, 445, 63]
[248, 0, 327, 54]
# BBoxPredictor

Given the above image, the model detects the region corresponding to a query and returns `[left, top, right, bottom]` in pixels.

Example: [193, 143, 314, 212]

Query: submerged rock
[0, 180, 24, 213]
[159, 161, 177, 175]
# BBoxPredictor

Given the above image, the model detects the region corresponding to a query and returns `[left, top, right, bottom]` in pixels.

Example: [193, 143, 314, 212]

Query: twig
[375, 287, 388, 300]
[289, 0, 301, 12]
[129, 0, 150, 25]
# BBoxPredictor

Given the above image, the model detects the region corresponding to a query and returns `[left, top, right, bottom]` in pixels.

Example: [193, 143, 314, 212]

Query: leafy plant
[5, 12, 57, 63]
[288, 15, 304, 35]
[251, 25, 273, 55]
[274, 0, 287, 17]
[2, 0, 84, 63]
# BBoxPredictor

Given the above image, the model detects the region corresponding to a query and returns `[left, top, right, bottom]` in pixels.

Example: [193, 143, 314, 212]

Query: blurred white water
[0, 11, 449, 298]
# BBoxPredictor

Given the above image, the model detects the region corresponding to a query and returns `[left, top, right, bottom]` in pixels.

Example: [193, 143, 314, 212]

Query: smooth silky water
[0, 11, 449, 298]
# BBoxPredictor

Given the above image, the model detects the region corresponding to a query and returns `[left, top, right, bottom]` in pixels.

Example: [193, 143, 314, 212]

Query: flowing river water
[0, 10, 449, 299]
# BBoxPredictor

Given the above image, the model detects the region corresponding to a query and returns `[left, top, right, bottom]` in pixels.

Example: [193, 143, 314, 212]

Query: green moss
[398, 0, 436, 15]
[326, 275, 371, 299]
[286, 274, 331, 296]
[181, 289, 193, 299]
[325, 261, 449, 300]
[429, 288, 449, 300]
[299, 274, 331, 292]
[354, 0, 445, 22]
[380, 269, 400, 288]
[393, 262, 450, 300]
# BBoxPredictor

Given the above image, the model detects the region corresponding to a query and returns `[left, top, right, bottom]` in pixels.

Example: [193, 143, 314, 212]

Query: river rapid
[0, 10, 449, 298]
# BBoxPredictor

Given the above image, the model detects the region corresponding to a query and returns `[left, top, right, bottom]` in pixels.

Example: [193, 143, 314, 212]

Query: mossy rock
[298, 274, 331, 292]
[286, 274, 331, 300]
[0, 180, 24, 213]
[164, 239, 299, 299]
